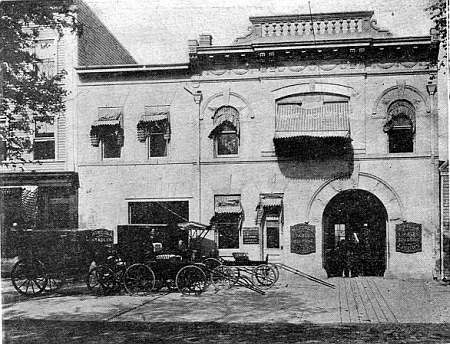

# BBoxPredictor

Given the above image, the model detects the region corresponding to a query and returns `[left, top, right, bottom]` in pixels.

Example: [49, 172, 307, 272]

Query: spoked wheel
[45, 272, 65, 293]
[96, 265, 117, 295]
[252, 264, 278, 288]
[176, 265, 207, 296]
[210, 265, 235, 290]
[11, 260, 48, 296]
[203, 258, 222, 272]
[86, 267, 103, 295]
[123, 263, 155, 295]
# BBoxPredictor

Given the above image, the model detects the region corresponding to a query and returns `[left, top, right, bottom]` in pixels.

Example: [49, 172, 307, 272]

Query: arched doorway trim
[306, 172, 405, 223]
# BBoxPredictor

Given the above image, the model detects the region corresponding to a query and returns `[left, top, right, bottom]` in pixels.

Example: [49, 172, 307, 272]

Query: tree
[426, 0, 447, 69]
[0, 0, 78, 164]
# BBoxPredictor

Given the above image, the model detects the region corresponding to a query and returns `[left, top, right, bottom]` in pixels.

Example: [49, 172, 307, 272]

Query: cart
[10, 228, 113, 296]
[204, 252, 279, 290]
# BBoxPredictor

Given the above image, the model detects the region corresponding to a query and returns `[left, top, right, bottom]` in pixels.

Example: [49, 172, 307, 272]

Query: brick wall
[77, 0, 136, 66]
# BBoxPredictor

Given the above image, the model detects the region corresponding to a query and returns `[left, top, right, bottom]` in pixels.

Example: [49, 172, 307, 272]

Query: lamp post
[427, 80, 440, 278]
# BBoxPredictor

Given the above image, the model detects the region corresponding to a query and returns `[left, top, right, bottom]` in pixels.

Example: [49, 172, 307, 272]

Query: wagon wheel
[45, 271, 66, 293]
[210, 265, 235, 290]
[203, 258, 222, 272]
[11, 260, 48, 296]
[86, 267, 103, 295]
[176, 265, 207, 296]
[270, 264, 280, 283]
[123, 263, 155, 295]
[96, 265, 117, 294]
[251, 264, 277, 288]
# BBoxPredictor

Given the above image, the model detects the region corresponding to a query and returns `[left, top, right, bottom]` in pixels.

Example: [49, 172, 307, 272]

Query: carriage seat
[156, 254, 182, 263]
[232, 252, 249, 264]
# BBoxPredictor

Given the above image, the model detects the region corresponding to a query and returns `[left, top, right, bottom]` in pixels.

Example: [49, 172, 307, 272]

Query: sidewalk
[3, 273, 450, 324]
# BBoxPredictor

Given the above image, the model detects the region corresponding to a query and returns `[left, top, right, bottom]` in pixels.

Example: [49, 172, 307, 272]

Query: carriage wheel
[96, 265, 117, 294]
[176, 265, 207, 296]
[203, 258, 222, 272]
[123, 264, 155, 295]
[11, 260, 48, 296]
[252, 264, 278, 288]
[45, 272, 66, 293]
[86, 267, 104, 295]
[210, 265, 235, 290]
[270, 264, 280, 283]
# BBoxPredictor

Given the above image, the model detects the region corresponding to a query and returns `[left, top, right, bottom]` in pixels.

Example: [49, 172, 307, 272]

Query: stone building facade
[76, 11, 441, 279]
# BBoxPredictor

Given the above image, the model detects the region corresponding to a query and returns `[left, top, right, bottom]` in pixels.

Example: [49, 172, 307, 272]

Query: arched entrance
[323, 189, 388, 277]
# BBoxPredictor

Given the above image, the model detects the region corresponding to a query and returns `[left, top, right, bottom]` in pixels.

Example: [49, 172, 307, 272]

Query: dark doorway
[323, 189, 388, 277]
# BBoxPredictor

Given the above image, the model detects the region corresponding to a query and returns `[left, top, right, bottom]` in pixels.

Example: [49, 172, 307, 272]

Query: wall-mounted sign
[290, 223, 315, 255]
[243, 227, 259, 244]
[396, 222, 422, 254]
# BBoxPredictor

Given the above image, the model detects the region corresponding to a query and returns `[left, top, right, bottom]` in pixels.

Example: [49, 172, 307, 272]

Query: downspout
[193, 91, 203, 222]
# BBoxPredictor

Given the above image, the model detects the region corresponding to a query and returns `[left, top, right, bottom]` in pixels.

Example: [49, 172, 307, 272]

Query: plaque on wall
[243, 227, 259, 244]
[290, 223, 316, 255]
[396, 222, 422, 254]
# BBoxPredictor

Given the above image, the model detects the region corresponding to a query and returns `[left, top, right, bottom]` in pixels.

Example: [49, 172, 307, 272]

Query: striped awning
[209, 106, 240, 138]
[214, 195, 242, 214]
[274, 103, 350, 139]
[256, 194, 283, 225]
[139, 111, 169, 124]
[92, 112, 122, 127]
[260, 196, 282, 208]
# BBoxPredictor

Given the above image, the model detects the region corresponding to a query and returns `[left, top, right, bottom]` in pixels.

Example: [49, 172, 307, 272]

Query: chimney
[188, 39, 199, 54]
[199, 34, 213, 47]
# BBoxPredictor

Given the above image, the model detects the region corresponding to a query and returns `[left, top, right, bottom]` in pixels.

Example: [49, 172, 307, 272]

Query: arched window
[383, 100, 415, 153]
[209, 106, 240, 156]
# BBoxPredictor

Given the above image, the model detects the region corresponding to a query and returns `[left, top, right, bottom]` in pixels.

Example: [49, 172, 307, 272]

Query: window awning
[213, 195, 243, 215]
[274, 103, 350, 139]
[138, 111, 169, 124]
[92, 112, 122, 127]
[256, 194, 283, 225]
[209, 106, 240, 138]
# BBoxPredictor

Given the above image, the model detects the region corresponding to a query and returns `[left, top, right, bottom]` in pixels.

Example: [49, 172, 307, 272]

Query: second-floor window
[137, 106, 171, 158]
[34, 118, 55, 160]
[148, 123, 168, 158]
[209, 106, 240, 157]
[90, 108, 124, 159]
[101, 128, 122, 159]
[216, 122, 238, 156]
[384, 100, 415, 153]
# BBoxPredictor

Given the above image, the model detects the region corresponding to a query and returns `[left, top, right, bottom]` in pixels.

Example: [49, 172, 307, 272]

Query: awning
[274, 103, 350, 139]
[215, 204, 242, 214]
[260, 196, 283, 208]
[138, 111, 169, 124]
[92, 112, 122, 127]
[209, 106, 240, 138]
[256, 194, 283, 225]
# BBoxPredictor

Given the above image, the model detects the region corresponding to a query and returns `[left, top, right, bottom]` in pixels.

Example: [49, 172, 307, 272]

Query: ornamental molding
[306, 172, 404, 224]
[271, 82, 357, 100]
[201, 89, 253, 121]
[372, 84, 429, 119]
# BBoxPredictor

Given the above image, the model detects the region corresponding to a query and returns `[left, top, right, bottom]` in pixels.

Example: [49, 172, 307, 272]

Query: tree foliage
[426, 0, 447, 68]
[0, 0, 77, 163]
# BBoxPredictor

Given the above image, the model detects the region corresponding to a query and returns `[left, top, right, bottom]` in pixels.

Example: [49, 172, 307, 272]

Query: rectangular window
[217, 219, 240, 249]
[266, 218, 280, 249]
[149, 132, 167, 157]
[334, 224, 346, 245]
[389, 129, 413, 153]
[128, 201, 189, 225]
[102, 132, 121, 159]
[34, 119, 55, 160]
[217, 132, 238, 155]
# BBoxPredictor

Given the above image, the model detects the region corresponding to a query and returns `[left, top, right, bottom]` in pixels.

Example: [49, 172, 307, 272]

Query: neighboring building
[75, 11, 443, 279]
[0, 0, 135, 253]
[440, 161, 449, 280]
